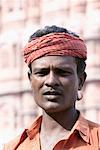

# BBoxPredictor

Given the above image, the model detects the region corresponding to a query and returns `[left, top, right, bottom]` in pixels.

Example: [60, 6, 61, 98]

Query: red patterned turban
[23, 32, 87, 66]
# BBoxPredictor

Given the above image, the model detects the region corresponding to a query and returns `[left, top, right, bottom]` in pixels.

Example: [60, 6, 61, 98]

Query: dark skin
[28, 56, 86, 150]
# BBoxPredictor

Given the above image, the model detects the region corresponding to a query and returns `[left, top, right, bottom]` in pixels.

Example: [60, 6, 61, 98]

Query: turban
[23, 32, 87, 66]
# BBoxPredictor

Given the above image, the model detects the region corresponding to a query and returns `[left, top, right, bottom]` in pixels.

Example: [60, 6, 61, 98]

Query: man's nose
[45, 71, 60, 87]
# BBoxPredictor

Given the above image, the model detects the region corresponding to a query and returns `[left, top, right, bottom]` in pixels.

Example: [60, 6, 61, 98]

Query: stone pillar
[40, 0, 70, 26]
[83, 0, 100, 123]
[68, 0, 86, 36]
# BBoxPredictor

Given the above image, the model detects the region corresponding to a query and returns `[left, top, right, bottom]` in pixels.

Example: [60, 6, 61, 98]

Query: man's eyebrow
[32, 67, 49, 72]
[55, 65, 74, 69]
[55, 67, 74, 73]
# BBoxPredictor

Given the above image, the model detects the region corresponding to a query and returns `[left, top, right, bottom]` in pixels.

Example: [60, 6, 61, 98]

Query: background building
[0, 0, 100, 145]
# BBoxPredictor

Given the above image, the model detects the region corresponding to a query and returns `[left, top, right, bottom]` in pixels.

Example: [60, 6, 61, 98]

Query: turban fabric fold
[23, 32, 87, 66]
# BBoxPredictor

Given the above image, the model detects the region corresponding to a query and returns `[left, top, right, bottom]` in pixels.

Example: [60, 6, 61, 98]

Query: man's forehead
[31, 55, 76, 68]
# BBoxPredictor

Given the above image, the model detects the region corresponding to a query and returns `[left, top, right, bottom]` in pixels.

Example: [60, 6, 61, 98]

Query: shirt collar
[72, 113, 90, 144]
[26, 113, 90, 144]
[27, 116, 42, 140]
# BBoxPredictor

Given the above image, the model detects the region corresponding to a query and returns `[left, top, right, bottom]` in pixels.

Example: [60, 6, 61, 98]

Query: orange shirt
[4, 113, 100, 150]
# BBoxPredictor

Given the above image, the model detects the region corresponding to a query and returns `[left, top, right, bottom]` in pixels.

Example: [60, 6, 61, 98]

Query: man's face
[29, 56, 83, 113]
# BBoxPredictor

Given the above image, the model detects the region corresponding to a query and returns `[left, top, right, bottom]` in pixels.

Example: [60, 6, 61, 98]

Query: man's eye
[35, 71, 48, 76]
[56, 69, 72, 76]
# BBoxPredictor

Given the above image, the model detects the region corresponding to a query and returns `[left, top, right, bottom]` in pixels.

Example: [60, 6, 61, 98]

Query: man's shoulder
[86, 118, 100, 135]
[3, 116, 42, 150]
[86, 119, 100, 128]
[87, 119, 100, 147]
[79, 114, 100, 137]
[3, 129, 28, 150]
[3, 135, 21, 150]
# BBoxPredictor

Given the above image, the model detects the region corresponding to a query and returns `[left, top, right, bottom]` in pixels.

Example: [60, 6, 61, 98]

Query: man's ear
[78, 72, 87, 90]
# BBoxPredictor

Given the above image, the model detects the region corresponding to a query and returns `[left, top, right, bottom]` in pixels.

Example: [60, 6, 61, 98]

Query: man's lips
[43, 90, 62, 96]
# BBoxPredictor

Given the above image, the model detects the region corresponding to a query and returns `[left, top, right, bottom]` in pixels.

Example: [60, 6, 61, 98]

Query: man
[4, 25, 100, 150]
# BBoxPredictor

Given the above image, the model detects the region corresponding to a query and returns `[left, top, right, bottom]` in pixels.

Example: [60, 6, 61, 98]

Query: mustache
[42, 88, 62, 95]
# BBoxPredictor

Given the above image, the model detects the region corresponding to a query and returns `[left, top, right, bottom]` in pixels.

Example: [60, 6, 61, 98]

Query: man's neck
[40, 108, 79, 150]
[41, 108, 79, 132]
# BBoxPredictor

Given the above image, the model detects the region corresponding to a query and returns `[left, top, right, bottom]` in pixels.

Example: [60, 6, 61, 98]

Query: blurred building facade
[0, 0, 100, 144]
